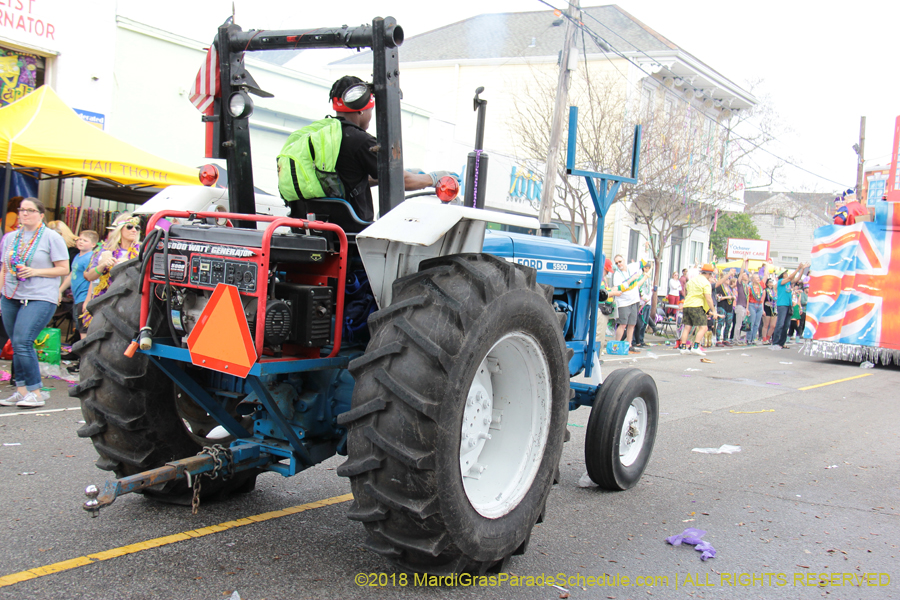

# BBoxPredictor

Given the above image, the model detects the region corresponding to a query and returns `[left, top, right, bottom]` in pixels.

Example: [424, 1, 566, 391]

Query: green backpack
[276, 117, 344, 202]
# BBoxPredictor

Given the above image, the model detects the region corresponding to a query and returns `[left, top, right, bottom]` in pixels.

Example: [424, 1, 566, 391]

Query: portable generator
[140, 212, 348, 369]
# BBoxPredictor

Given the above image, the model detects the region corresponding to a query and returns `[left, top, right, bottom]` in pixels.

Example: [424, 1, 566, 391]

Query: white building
[745, 192, 833, 269]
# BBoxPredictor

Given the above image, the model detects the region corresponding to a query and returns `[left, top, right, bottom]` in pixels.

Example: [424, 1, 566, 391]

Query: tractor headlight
[228, 91, 254, 119]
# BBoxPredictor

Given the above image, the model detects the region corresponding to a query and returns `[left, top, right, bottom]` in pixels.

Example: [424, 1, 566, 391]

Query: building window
[670, 240, 682, 273]
[641, 87, 652, 117]
[691, 240, 704, 265]
[773, 215, 785, 226]
[628, 229, 641, 262]
[782, 256, 798, 265]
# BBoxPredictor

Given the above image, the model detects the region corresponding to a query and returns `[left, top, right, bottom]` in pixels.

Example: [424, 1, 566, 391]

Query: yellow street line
[798, 373, 873, 391]
[0, 493, 353, 588]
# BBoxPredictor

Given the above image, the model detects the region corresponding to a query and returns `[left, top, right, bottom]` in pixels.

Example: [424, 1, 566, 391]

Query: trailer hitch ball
[84, 484, 101, 517]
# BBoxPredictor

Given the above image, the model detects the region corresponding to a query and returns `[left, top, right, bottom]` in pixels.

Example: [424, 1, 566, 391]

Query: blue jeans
[747, 303, 763, 343]
[773, 304, 792, 347]
[1, 297, 57, 391]
[716, 310, 733, 341]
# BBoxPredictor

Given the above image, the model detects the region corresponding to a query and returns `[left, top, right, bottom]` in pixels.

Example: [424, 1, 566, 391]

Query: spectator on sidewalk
[58, 230, 100, 345]
[82, 214, 142, 329]
[760, 277, 777, 343]
[667, 271, 682, 316]
[632, 261, 654, 348]
[731, 259, 749, 343]
[715, 271, 735, 347]
[746, 272, 765, 344]
[679, 268, 689, 302]
[677, 263, 717, 356]
[0, 198, 70, 409]
[797, 283, 808, 339]
[596, 258, 615, 355]
[607, 255, 648, 355]
[771, 263, 808, 350]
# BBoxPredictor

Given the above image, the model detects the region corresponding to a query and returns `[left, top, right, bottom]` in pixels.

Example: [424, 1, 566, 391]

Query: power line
[536, 0, 852, 189]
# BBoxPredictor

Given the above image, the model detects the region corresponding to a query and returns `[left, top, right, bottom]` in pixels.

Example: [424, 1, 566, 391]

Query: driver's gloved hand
[429, 171, 460, 187]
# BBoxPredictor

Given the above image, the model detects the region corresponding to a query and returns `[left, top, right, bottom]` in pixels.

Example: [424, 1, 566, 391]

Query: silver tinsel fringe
[800, 339, 900, 365]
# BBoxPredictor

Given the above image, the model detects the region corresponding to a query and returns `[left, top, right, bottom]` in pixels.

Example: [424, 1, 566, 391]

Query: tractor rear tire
[584, 368, 658, 490]
[338, 253, 570, 573]
[71, 260, 256, 502]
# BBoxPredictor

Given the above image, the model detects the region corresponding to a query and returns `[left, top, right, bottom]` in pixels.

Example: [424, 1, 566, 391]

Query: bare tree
[511, 69, 782, 316]
[511, 72, 632, 245]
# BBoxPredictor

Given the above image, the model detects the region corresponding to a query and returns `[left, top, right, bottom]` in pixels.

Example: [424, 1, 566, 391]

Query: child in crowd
[59, 230, 100, 349]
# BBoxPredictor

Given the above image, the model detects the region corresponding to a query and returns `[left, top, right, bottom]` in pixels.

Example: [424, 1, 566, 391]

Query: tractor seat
[303, 198, 372, 235]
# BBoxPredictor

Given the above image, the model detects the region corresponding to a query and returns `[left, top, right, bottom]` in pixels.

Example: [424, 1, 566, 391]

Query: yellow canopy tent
[1, 85, 200, 227]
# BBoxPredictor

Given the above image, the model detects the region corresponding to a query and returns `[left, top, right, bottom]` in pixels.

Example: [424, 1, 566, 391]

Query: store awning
[0, 85, 200, 187]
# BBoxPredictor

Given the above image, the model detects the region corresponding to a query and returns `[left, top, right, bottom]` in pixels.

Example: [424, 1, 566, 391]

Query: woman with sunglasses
[82, 214, 142, 329]
[0, 198, 70, 409]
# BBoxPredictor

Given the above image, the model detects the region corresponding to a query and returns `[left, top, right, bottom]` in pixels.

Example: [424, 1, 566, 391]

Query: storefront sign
[74, 108, 105, 129]
[0, 0, 57, 41]
[726, 238, 769, 261]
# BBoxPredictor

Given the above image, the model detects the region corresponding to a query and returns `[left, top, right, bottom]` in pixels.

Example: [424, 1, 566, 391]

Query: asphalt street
[0, 340, 897, 600]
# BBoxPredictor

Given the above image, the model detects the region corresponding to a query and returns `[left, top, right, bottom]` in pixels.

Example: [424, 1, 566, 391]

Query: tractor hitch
[82, 443, 271, 517]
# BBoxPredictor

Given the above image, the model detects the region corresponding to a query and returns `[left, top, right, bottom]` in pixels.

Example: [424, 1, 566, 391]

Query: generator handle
[141, 212, 348, 359]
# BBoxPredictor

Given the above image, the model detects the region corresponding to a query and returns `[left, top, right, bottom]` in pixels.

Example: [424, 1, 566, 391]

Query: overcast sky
[121, 0, 899, 194]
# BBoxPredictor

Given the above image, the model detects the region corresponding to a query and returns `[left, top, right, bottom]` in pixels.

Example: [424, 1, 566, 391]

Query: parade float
[802, 116, 900, 364]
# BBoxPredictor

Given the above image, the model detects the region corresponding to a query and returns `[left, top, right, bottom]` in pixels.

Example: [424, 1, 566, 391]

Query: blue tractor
[75, 16, 658, 574]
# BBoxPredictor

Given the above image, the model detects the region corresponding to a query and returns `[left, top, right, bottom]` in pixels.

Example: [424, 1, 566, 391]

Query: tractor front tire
[71, 260, 256, 502]
[339, 254, 570, 573]
[585, 367, 658, 490]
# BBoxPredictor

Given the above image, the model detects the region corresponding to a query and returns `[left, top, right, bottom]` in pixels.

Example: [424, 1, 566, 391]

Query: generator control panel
[151, 254, 258, 293]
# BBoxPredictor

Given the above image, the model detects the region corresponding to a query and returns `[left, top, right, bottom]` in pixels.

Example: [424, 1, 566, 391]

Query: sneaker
[16, 392, 45, 409]
[691, 346, 707, 356]
[0, 391, 23, 407]
[680, 348, 690, 355]
[770, 345, 782, 350]
[40, 390, 50, 401]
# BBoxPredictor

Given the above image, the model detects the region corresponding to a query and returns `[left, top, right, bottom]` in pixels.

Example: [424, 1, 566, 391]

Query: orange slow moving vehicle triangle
[187, 283, 257, 377]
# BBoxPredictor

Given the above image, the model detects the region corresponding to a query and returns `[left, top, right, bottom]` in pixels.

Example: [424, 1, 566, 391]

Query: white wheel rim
[619, 397, 648, 467]
[460, 332, 552, 519]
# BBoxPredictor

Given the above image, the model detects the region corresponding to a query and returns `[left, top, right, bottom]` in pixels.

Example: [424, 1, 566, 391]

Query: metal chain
[191, 475, 202, 515]
[190, 444, 235, 515]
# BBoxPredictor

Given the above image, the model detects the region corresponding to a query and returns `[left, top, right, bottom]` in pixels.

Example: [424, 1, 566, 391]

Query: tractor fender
[357, 198, 539, 307]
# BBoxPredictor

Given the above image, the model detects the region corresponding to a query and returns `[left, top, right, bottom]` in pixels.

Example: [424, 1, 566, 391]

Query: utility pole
[538, 0, 580, 231]
[855, 116, 866, 204]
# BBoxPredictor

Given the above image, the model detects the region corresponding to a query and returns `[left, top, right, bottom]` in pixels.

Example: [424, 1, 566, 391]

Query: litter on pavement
[577, 472, 598, 488]
[666, 527, 716, 561]
[692, 444, 741, 455]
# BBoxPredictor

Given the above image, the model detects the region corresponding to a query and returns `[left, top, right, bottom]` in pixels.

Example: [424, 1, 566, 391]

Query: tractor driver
[286, 75, 453, 224]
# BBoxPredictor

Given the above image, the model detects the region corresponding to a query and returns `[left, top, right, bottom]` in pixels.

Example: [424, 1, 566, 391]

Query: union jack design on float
[805, 201, 900, 351]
